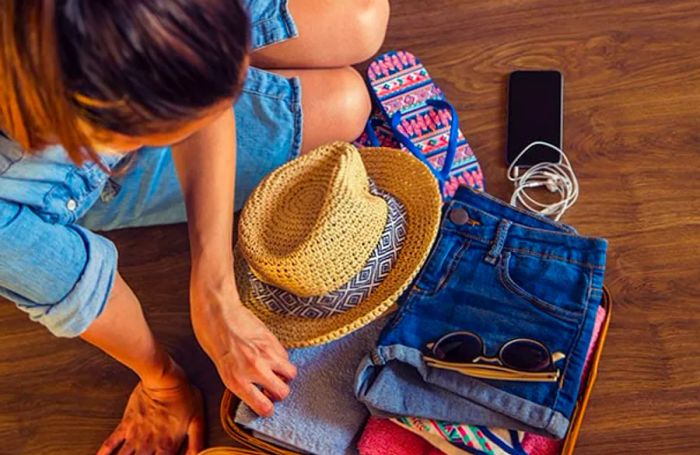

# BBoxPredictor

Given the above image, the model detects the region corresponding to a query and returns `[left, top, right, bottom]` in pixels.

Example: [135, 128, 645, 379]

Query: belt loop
[370, 349, 386, 366]
[485, 219, 512, 264]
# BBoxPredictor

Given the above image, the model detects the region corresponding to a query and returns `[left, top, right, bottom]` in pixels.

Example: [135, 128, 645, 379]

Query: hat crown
[239, 143, 389, 297]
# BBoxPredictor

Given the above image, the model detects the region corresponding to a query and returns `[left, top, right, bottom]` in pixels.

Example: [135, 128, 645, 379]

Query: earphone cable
[507, 141, 579, 221]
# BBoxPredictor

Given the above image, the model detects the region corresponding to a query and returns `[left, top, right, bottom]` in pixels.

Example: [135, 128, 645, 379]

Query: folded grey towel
[235, 318, 387, 455]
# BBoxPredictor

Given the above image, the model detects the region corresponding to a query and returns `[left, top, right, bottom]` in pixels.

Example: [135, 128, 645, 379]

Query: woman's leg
[251, 0, 390, 68]
[253, 0, 389, 148]
[82, 273, 204, 455]
[276, 67, 372, 151]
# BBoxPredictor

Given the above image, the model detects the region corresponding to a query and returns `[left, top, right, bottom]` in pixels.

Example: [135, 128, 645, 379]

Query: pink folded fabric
[358, 306, 608, 455]
[357, 417, 446, 455]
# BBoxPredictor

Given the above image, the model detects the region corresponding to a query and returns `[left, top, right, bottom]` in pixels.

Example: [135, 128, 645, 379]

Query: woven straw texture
[234, 143, 442, 348]
[247, 186, 408, 319]
[238, 142, 388, 297]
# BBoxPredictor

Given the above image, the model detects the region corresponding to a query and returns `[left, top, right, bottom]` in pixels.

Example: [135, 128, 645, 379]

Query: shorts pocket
[414, 231, 471, 296]
[498, 250, 590, 322]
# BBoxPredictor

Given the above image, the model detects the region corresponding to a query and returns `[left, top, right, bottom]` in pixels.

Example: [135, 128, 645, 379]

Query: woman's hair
[0, 0, 250, 163]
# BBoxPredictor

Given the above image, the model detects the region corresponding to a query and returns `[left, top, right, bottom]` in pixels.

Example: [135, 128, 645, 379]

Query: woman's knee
[333, 67, 372, 139]
[293, 67, 371, 151]
[347, 0, 390, 63]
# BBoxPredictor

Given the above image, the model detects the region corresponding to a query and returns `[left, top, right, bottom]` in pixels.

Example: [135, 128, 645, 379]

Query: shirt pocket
[497, 250, 591, 322]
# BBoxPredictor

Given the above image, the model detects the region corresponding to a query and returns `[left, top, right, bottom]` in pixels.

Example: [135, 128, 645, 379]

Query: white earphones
[507, 141, 579, 221]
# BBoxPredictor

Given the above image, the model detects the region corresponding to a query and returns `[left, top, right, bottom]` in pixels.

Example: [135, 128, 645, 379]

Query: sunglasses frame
[428, 331, 557, 373]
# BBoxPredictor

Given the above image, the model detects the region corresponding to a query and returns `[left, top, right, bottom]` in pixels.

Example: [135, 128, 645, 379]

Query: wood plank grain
[1, 0, 699, 453]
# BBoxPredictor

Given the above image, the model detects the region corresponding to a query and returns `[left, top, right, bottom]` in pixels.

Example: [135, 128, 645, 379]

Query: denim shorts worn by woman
[354, 187, 608, 439]
[0, 0, 302, 337]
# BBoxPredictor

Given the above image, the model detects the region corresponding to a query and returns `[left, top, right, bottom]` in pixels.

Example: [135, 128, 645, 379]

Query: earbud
[545, 179, 560, 192]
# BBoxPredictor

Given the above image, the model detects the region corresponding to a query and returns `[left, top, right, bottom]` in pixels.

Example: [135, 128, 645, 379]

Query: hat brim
[234, 147, 442, 348]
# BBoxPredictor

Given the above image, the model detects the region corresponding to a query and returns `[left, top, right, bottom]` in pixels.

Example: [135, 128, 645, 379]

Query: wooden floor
[1, 0, 699, 453]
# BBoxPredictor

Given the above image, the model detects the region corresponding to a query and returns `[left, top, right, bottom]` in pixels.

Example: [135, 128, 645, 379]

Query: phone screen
[506, 70, 563, 166]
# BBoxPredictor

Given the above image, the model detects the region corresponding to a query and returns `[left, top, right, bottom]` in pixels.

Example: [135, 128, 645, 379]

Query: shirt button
[66, 199, 78, 211]
[449, 207, 470, 225]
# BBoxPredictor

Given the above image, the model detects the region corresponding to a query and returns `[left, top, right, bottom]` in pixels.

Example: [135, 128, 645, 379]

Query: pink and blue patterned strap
[390, 98, 460, 191]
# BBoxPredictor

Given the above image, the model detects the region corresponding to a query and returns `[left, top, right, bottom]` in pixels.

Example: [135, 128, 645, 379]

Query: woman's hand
[97, 362, 204, 455]
[190, 272, 297, 417]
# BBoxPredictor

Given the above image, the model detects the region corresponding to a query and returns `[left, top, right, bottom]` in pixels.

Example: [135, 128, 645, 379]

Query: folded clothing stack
[355, 186, 608, 440]
[357, 303, 609, 455]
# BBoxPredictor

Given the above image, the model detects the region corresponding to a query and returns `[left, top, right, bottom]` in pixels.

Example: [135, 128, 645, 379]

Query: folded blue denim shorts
[79, 0, 302, 231]
[355, 187, 608, 439]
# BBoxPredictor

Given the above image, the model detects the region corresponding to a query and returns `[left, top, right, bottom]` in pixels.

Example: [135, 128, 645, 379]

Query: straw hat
[235, 142, 441, 348]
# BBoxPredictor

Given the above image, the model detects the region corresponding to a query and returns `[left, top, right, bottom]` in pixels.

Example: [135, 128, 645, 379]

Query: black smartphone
[506, 70, 563, 166]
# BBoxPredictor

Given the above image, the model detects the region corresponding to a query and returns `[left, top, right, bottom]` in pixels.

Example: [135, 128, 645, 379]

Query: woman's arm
[171, 108, 296, 417]
[172, 107, 236, 283]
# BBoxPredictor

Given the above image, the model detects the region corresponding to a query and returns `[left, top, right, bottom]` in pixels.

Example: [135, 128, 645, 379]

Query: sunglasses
[424, 331, 566, 382]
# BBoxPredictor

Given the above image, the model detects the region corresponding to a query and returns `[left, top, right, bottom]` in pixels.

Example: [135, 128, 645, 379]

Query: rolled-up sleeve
[0, 199, 117, 337]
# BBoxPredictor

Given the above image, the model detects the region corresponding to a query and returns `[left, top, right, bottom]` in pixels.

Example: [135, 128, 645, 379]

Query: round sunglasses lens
[433, 333, 482, 363]
[501, 340, 551, 372]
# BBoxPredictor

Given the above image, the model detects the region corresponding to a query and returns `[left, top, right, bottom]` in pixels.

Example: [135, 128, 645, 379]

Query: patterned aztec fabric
[367, 50, 484, 197]
[393, 417, 523, 455]
[249, 185, 408, 318]
[353, 108, 401, 149]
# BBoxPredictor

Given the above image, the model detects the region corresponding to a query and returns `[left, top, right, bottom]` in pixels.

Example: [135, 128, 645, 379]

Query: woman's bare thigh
[251, 0, 389, 69]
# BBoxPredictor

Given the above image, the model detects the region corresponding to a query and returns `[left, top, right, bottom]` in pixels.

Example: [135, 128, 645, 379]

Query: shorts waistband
[448, 187, 608, 270]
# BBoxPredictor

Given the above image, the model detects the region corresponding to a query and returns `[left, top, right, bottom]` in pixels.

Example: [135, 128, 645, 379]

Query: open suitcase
[200, 287, 613, 455]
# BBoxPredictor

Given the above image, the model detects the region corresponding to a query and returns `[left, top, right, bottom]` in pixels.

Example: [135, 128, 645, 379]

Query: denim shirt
[0, 0, 302, 339]
[0, 134, 123, 337]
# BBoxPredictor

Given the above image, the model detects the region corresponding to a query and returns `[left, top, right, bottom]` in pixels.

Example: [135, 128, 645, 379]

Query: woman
[0, 0, 389, 453]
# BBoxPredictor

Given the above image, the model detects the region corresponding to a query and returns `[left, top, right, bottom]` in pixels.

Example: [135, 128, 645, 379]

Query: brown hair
[0, 0, 250, 164]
